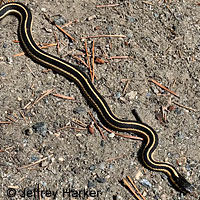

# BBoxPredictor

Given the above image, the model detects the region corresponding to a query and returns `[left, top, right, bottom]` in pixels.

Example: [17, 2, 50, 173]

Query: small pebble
[41, 181, 47, 187]
[109, 164, 114, 170]
[31, 156, 39, 162]
[197, 185, 200, 193]
[3, 43, 7, 48]
[69, 42, 74, 46]
[7, 57, 13, 64]
[161, 194, 167, 199]
[174, 131, 185, 140]
[126, 32, 133, 39]
[115, 194, 123, 200]
[58, 157, 64, 162]
[107, 25, 113, 32]
[126, 91, 137, 100]
[146, 92, 151, 98]
[32, 122, 47, 136]
[119, 96, 127, 103]
[41, 7, 47, 12]
[180, 192, 185, 199]
[96, 177, 106, 183]
[105, 44, 110, 49]
[44, 27, 52, 33]
[0, 72, 6, 77]
[135, 170, 143, 180]
[115, 92, 121, 99]
[174, 107, 182, 114]
[40, 160, 49, 167]
[153, 191, 160, 200]
[48, 131, 53, 135]
[139, 179, 152, 188]
[17, 97, 22, 101]
[87, 15, 96, 21]
[185, 164, 191, 171]
[23, 139, 28, 146]
[176, 157, 186, 166]
[154, 13, 159, 18]
[87, 197, 95, 200]
[23, 128, 33, 136]
[99, 162, 105, 170]
[161, 173, 168, 181]
[88, 121, 95, 134]
[108, 132, 115, 138]
[53, 16, 66, 25]
[127, 16, 136, 23]
[142, 191, 147, 197]
[88, 180, 96, 188]
[105, 175, 110, 179]
[73, 106, 85, 114]
[100, 140, 104, 147]
[89, 165, 96, 171]
[151, 86, 159, 94]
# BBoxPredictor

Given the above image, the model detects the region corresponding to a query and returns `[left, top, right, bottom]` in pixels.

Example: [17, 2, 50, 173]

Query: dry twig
[26, 89, 54, 109]
[18, 155, 53, 170]
[71, 119, 87, 128]
[99, 123, 143, 141]
[91, 40, 95, 82]
[88, 112, 106, 140]
[149, 79, 179, 98]
[126, 176, 146, 200]
[0, 121, 12, 124]
[96, 4, 120, 8]
[105, 154, 126, 162]
[55, 24, 75, 41]
[56, 125, 86, 132]
[84, 41, 92, 78]
[81, 34, 126, 39]
[19, 111, 27, 123]
[13, 43, 57, 57]
[53, 31, 60, 54]
[122, 79, 131, 96]
[123, 178, 142, 200]
[52, 93, 75, 100]
[173, 101, 197, 112]
[109, 56, 133, 60]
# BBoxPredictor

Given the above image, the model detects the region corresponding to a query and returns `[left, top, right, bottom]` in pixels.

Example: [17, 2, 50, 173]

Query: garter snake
[0, 2, 193, 194]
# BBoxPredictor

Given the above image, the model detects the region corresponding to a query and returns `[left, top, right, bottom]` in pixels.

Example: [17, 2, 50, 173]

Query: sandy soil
[0, 0, 199, 199]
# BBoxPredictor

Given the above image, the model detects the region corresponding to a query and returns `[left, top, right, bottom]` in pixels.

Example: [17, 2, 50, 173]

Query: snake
[0, 2, 193, 194]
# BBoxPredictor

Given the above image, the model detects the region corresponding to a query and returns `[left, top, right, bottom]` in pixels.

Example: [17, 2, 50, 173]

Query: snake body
[0, 2, 193, 193]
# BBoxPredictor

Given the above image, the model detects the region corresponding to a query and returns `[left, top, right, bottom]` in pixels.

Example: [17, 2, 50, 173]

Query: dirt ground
[0, 0, 199, 199]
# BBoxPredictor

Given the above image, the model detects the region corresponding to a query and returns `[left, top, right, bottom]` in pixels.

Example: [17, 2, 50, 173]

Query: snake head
[172, 174, 194, 194]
